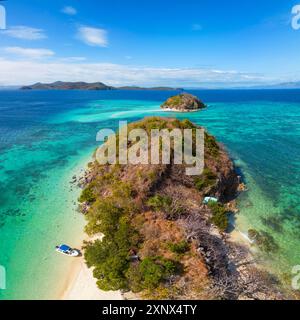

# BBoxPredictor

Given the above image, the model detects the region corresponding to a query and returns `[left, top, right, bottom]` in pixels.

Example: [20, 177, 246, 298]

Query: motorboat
[55, 244, 79, 257]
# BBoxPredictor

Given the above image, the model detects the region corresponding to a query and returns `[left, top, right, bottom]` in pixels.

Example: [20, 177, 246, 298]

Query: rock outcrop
[161, 93, 206, 112]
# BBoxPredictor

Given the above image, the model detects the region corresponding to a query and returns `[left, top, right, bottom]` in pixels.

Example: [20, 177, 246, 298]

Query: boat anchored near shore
[55, 244, 80, 257]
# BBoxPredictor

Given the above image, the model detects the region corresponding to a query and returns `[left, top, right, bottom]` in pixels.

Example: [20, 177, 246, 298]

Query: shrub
[167, 241, 189, 255]
[85, 199, 124, 236]
[139, 257, 179, 290]
[147, 170, 157, 183]
[205, 133, 220, 157]
[126, 264, 144, 293]
[165, 95, 182, 106]
[147, 195, 172, 212]
[93, 254, 129, 291]
[181, 119, 196, 129]
[171, 119, 182, 128]
[79, 185, 96, 203]
[139, 258, 166, 289]
[84, 194, 139, 291]
[194, 168, 217, 192]
[208, 202, 229, 232]
[84, 214, 138, 291]
[126, 256, 181, 292]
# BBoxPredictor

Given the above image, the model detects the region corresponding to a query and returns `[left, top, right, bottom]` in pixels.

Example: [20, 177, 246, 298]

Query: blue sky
[0, 0, 300, 87]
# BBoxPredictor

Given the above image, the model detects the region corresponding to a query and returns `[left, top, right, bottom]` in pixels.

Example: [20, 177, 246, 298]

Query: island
[20, 81, 183, 91]
[78, 117, 283, 300]
[160, 93, 206, 112]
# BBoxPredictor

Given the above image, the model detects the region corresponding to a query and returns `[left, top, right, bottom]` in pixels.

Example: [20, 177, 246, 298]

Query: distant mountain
[117, 86, 183, 91]
[272, 81, 300, 89]
[245, 81, 300, 90]
[21, 81, 115, 91]
[21, 81, 182, 91]
[0, 86, 21, 90]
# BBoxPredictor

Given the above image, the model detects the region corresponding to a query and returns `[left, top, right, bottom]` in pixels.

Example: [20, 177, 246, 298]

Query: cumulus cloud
[3, 47, 55, 59]
[77, 26, 108, 47]
[62, 6, 77, 16]
[0, 58, 269, 87]
[1, 26, 46, 40]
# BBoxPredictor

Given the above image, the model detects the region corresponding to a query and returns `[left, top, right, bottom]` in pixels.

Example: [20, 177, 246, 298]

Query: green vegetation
[165, 95, 182, 107]
[208, 201, 229, 232]
[83, 178, 141, 291]
[85, 216, 135, 290]
[205, 132, 220, 157]
[126, 257, 180, 292]
[83, 173, 181, 292]
[79, 185, 96, 203]
[147, 195, 172, 212]
[131, 117, 167, 132]
[180, 119, 196, 129]
[85, 212, 139, 290]
[194, 168, 217, 192]
[147, 194, 185, 220]
[167, 241, 189, 255]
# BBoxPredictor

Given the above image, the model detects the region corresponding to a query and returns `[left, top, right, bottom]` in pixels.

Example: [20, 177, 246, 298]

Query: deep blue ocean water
[0, 89, 300, 299]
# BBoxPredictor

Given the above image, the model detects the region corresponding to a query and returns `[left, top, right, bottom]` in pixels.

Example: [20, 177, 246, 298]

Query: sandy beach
[59, 231, 123, 300]
[59, 220, 252, 300]
[60, 247, 123, 300]
[161, 107, 200, 113]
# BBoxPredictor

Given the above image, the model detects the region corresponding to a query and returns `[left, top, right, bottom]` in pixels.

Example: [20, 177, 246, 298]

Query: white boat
[55, 244, 79, 257]
[203, 196, 218, 204]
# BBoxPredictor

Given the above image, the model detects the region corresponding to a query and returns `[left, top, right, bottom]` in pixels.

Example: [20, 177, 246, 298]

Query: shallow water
[0, 89, 299, 298]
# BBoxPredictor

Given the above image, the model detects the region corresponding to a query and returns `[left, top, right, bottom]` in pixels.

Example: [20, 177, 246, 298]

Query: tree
[208, 202, 229, 232]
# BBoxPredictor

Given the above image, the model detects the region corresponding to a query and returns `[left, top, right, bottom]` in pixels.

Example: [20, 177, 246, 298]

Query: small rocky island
[161, 93, 206, 112]
[78, 117, 284, 300]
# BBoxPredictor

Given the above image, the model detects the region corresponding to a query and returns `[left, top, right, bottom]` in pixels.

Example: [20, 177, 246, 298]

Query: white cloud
[1, 26, 46, 40]
[192, 24, 202, 31]
[62, 6, 77, 16]
[77, 26, 108, 47]
[0, 58, 270, 87]
[59, 56, 87, 62]
[4, 47, 55, 59]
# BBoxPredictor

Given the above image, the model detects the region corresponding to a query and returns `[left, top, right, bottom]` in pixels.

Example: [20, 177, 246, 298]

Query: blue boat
[55, 244, 79, 257]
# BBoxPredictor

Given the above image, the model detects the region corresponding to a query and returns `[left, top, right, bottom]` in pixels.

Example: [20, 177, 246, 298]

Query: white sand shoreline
[60, 256, 123, 300]
[161, 107, 200, 113]
[57, 158, 123, 301]
[60, 234, 123, 300]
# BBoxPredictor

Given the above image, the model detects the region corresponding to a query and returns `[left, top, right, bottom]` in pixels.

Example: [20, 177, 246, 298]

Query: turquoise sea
[0, 89, 300, 299]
